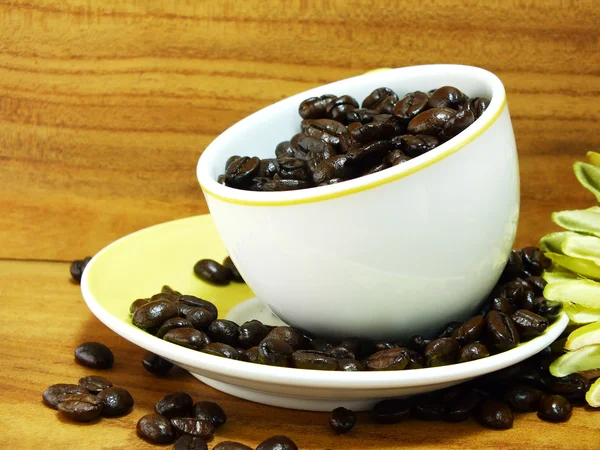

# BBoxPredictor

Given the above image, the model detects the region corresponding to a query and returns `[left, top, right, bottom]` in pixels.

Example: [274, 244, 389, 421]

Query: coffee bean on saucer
[75, 342, 114, 369]
[132, 300, 179, 330]
[78, 375, 113, 394]
[193, 259, 232, 285]
[157, 317, 195, 338]
[142, 352, 173, 376]
[137, 414, 176, 445]
[256, 435, 299, 450]
[223, 256, 244, 282]
[238, 320, 271, 349]
[201, 343, 243, 360]
[96, 387, 134, 417]
[208, 320, 240, 347]
[329, 407, 356, 434]
[163, 328, 210, 351]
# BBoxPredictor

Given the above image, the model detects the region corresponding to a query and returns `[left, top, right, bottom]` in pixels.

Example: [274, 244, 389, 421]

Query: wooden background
[1, 0, 599, 449]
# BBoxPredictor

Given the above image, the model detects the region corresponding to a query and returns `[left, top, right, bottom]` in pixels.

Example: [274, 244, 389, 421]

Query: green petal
[540, 231, 578, 253]
[574, 162, 600, 201]
[544, 279, 600, 308]
[545, 253, 600, 281]
[562, 234, 600, 266]
[587, 151, 600, 168]
[564, 303, 600, 324]
[552, 209, 600, 237]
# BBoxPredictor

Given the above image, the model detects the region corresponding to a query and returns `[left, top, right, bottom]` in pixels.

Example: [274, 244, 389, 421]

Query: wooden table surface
[1, 1, 599, 448]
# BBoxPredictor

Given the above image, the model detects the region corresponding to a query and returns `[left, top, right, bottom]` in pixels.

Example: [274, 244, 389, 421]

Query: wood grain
[0, 0, 598, 260]
[1, 259, 599, 450]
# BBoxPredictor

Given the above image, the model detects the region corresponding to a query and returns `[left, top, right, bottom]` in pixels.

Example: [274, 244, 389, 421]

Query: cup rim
[197, 64, 507, 207]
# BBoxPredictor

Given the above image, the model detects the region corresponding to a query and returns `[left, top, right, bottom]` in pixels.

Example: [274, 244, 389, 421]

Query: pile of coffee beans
[194, 257, 244, 285]
[218, 86, 490, 191]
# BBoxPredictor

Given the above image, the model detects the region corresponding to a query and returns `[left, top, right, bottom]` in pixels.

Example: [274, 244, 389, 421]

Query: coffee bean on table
[142, 351, 174, 376]
[538, 395, 573, 422]
[163, 328, 210, 350]
[413, 395, 445, 421]
[70, 256, 92, 283]
[192, 401, 227, 427]
[550, 374, 591, 401]
[477, 399, 513, 429]
[213, 442, 253, 450]
[132, 300, 179, 330]
[155, 392, 194, 419]
[170, 418, 215, 440]
[96, 387, 134, 417]
[193, 259, 231, 285]
[57, 393, 104, 422]
[173, 435, 209, 450]
[329, 407, 356, 434]
[503, 385, 543, 412]
[445, 389, 481, 422]
[43, 384, 89, 409]
[78, 375, 113, 394]
[137, 414, 176, 445]
[75, 342, 114, 369]
[256, 436, 299, 450]
[373, 399, 412, 424]
[223, 256, 244, 282]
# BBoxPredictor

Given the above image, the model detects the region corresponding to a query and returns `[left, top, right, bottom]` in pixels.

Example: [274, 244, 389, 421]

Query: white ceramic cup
[197, 64, 519, 340]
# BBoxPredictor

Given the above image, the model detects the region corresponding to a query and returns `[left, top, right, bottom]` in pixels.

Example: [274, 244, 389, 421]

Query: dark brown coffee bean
[346, 140, 395, 164]
[451, 315, 484, 345]
[408, 335, 430, 352]
[365, 347, 410, 371]
[222, 256, 244, 282]
[312, 154, 356, 184]
[477, 400, 513, 429]
[129, 298, 149, 314]
[173, 435, 209, 450]
[171, 418, 215, 440]
[551, 374, 591, 401]
[150, 292, 179, 303]
[362, 87, 397, 111]
[407, 107, 457, 136]
[302, 119, 347, 148]
[373, 399, 412, 424]
[463, 97, 491, 118]
[156, 392, 194, 419]
[413, 395, 445, 421]
[266, 326, 306, 351]
[201, 343, 242, 360]
[538, 395, 572, 422]
[519, 247, 551, 276]
[458, 342, 490, 363]
[439, 108, 475, 141]
[345, 108, 378, 124]
[518, 290, 536, 311]
[337, 358, 364, 371]
[445, 389, 481, 422]
[193, 259, 231, 286]
[306, 143, 337, 173]
[486, 310, 520, 351]
[326, 95, 359, 123]
[329, 407, 356, 434]
[74, 342, 114, 369]
[393, 91, 429, 122]
[96, 387, 134, 417]
[491, 296, 516, 314]
[192, 401, 227, 427]
[437, 322, 463, 339]
[57, 393, 103, 422]
[275, 141, 295, 159]
[157, 317, 195, 338]
[224, 156, 260, 189]
[386, 150, 411, 166]
[70, 256, 92, 283]
[393, 134, 439, 157]
[504, 385, 543, 412]
[350, 121, 398, 144]
[537, 299, 563, 320]
[256, 436, 298, 450]
[501, 250, 525, 280]
[179, 295, 218, 319]
[163, 328, 210, 350]
[258, 338, 293, 367]
[299, 94, 336, 119]
[43, 384, 89, 409]
[292, 350, 337, 370]
[137, 414, 176, 445]
[424, 338, 459, 367]
[142, 351, 173, 376]
[208, 319, 239, 347]
[512, 309, 548, 339]
[526, 276, 547, 295]
[275, 157, 309, 181]
[428, 86, 466, 109]
[258, 158, 278, 178]
[185, 309, 214, 331]
[237, 320, 270, 349]
[133, 300, 179, 330]
[78, 375, 112, 394]
[213, 442, 252, 450]
[260, 179, 311, 191]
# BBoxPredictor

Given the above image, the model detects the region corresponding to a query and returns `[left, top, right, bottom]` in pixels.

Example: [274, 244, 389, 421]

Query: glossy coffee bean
[275, 141, 295, 159]
[503, 385, 543, 412]
[393, 134, 439, 157]
[223, 256, 244, 282]
[451, 315, 484, 344]
[132, 300, 179, 330]
[347, 139, 395, 163]
[425, 338, 459, 367]
[238, 320, 271, 349]
[362, 87, 396, 110]
[224, 156, 260, 189]
[520, 247, 551, 276]
[173, 435, 209, 450]
[142, 351, 173, 376]
[193, 259, 231, 286]
[178, 295, 218, 319]
[245, 346, 259, 363]
[163, 328, 210, 350]
[70, 256, 92, 283]
[551, 373, 591, 401]
[439, 108, 475, 141]
[526, 276, 547, 295]
[258, 338, 293, 367]
[43, 384, 89, 409]
[201, 343, 242, 360]
[256, 435, 299, 450]
[393, 91, 429, 122]
[386, 150, 411, 166]
[407, 107, 457, 135]
[538, 395, 572, 422]
[258, 179, 310, 191]
[302, 119, 347, 148]
[428, 86, 465, 109]
[501, 250, 524, 280]
[137, 414, 176, 445]
[337, 358, 365, 371]
[208, 320, 240, 347]
[491, 296, 515, 314]
[155, 392, 194, 419]
[518, 290, 536, 311]
[365, 348, 410, 371]
[326, 95, 360, 123]
[408, 335, 430, 352]
[97, 387, 134, 417]
[445, 389, 481, 422]
[486, 310, 520, 351]
[312, 154, 356, 185]
[57, 393, 103, 422]
[299, 94, 336, 119]
[192, 401, 227, 427]
[213, 442, 253, 450]
[185, 309, 214, 330]
[511, 309, 548, 339]
[345, 108, 378, 124]
[75, 342, 114, 369]
[373, 399, 412, 424]
[129, 298, 148, 314]
[458, 342, 490, 363]
[537, 300, 563, 320]
[150, 292, 178, 303]
[170, 418, 215, 440]
[329, 407, 356, 434]
[275, 157, 309, 181]
[78, 375, 112, 394]
[157, 317, 195, 338]
[413, 395, 445, 421]
[292, 350, 337, 370]
[329, 337, 363, 359]
[350, 121, 398, 144]
[267, 326, 306, 350]
[477, 400, 513, 429]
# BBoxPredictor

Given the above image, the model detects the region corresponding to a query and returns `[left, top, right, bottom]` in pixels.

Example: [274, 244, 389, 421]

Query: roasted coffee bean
[373, 399, 412, 424]
[445, 389, 481, 422]
[302, 119, 347, 148]
[407, 107, 457, 136]
[346, 140, 395, 164]
[299, 94, 336, 119]
[413, 395, 445, 421]
[393, 134, 439, 158]
[193, 259, 231, 286]
[428, 86, 466, 109]
[57, 393, 103, 422]
[225, 155, 241, 170]
[155, 392, 194, 419]
[137, 414, 176, 445]
[275, 157, 309, 181]
[463, 97, 490, 118]
[511, 309, 548, 339]
[504, 385, 543, 412]
[362, 87, 396, 110]
[518, 290, 536, 311]
[551, 374, 591, 401]
[178, 302, 196, 317]
[350, 121, 398, 144]
[43, 384, 89, 409]
[142, 352, 173, 376]
[306, 144, 337, 173]
[292, 350, 337, 370]
[337, 358, 364, 371]
[296, 135, 335, 159]
[201, 343, 242, 360]
[171, 418, 215, 440]
[386, 150, 411, 166]
[408, 335, 430, 352]
[329, 337, 363, 359]
[217, 174, 226, 184]
[157, 317, 195, 338]
[538, 395, 572, 422]
[222, 256, 244, 282]
[78, 375, 112, 394]
[213, 442, 252, 450]
[224, 156, 260, 189]
[179, 296, 218, 320]
[536, 299, 563, 320]
[393, 91, 429, 122]
[501, 250, 525, 280]
[275, 141, 295, 159]
[245, 346, 259, 363]
[520, 247, 551, 276]
[345, 108, 378, 124]
[477, 400, 513, 429]
[372, 340, 400, 352]
[329, 407, 356, 434]
[75, 342, 114, 369]
[133, 300, 179, 330]
[150, 292, 179, 303]
[96, 387, 134, 417]
[458, 342, 490, 363]
[526, 276, 547, 295]
[365, 347, 410, 371]
[192, 401, 227, 427]
[70, 257, 92, 283]
[439, 108, 475, 141]
[258, 158, 278, 178]
[163, 328, 210, 351]
[326, 95, 359, 123]
[451, 315, 484, 344]
[256, 436, 298, 450]
[437, 322, 464, 339]
[208, 320, 240, 347]
[238, 320, 271, 349]
[486, 310, 520, 351]
[491, 296, 515, 314]
[259, 179, 310, 191]
[425, 338, 459, 367]
[312, 154, 356, 185]
[185, 309, 214, 331]
[267, 326, 306, 350]
[173, 435, 209, 450]
[257, 338, 293, 367]
[405, 350, 424, 369]
[309, 338, 334, 353]
[129, 298, 148, 314]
